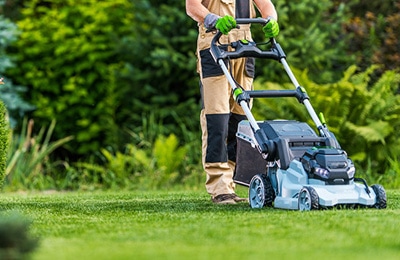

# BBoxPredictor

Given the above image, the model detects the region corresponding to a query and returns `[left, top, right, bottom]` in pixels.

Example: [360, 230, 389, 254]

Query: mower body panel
[274, 160, 376, 210]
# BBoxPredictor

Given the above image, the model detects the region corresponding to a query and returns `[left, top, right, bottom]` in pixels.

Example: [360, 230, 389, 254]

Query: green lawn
[1, 187, 400, 260]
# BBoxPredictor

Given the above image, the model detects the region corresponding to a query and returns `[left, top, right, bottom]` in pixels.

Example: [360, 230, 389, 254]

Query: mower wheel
[371, 184, 387, 209]
[298, 186, 319, 211]
[249, 174, 274, 209]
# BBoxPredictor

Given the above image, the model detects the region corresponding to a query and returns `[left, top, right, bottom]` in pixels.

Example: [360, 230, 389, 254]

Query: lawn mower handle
[210, 18, 285, 62]
[210, 18, 333, 153]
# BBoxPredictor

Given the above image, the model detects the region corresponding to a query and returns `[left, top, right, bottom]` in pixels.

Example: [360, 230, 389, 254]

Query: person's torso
[202, 0, 256, 18]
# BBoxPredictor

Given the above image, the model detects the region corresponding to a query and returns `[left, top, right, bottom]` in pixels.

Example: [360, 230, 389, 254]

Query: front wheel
[298, 186, 319, 211]
[371, 184, 387, 209]
[248, 174, 274, 209]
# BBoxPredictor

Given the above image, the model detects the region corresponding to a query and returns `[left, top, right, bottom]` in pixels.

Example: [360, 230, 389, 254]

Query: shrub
[0, 211, 39, 259]
[65, 134, 193, 190]
[254, 0, 355, 83]
[5, 0, 136, 158]
[344, 1, 400, 73]
[5, 0, 199, 162]
[0, 100, 9, 188]
[0, 13, 34, 128]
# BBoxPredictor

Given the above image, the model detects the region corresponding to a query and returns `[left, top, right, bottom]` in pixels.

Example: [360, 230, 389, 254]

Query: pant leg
[200, 74, 236, 196]
[199, 61, 254, 196]
[197, 28, 255, 197]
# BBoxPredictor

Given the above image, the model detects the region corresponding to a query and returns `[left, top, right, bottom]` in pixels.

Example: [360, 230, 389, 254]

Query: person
[186, 0, 279, 204]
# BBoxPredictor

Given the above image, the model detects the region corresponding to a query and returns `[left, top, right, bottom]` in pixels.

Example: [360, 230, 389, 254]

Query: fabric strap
[235, 0, 250, 18]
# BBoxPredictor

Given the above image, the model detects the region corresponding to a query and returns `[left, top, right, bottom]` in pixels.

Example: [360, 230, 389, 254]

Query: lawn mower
[210, 18, 387, 211]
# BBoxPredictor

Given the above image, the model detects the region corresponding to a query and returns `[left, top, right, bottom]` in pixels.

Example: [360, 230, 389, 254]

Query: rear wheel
[249, 174, 275, 208]
[371, 184, 387, 209]
[298, 186, 319, 211]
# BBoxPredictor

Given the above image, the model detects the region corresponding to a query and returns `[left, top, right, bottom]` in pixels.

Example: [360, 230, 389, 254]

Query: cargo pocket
[200, 48, 228, 78]
[245, 57, 255, 78]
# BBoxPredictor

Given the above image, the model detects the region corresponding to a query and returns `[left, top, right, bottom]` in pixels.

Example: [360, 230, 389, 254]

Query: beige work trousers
[196, 25, 255, 197]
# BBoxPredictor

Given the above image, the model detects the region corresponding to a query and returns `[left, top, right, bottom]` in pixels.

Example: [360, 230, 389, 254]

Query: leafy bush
[0, 81, 35, 129]
[5, 0, 397, 164]
[343, 1, 400, 73]
[0, 14, 16, 74]
[253, 66, 400, 183]
[3, 0, 398, 190]
[2, 109, 203, 191]
[5, 0, 137, 157]
[0, 100, 9, 188]
[0, 13, 34, 128]
[64, 134, 195, 190]
[254, 0, 355, 83]
[105, 0, 200, 158]
[0, 211, 39, 259]
[5, 0, 199, 162]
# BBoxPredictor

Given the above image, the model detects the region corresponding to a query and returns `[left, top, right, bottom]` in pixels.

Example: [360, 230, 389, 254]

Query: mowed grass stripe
[1, 189, 399, 259]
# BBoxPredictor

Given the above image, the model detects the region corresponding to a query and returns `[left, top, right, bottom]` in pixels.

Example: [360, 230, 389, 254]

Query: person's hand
[262, 17, 279, 38]
[215, 15, 236, 35]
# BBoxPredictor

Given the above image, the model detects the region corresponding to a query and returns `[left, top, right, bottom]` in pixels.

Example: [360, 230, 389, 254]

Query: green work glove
[262, 17, 279, 38]
[215, 15, 237, 35]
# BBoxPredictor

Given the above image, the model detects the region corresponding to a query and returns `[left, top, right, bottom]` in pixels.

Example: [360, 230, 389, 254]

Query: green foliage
[5, 0, 200, 160]
[254, 0, 355, 83]
[253, 66, 400, 181]
[0, 80, 35, 128]
[5, 118, 73, 190]
[343, 2, 400, 73]
[113, 0, 199, 146]
[5, 0, 135, 157]
[2, 0, 398, 190]
[2, 110, 203, 191]
[69, 134, 190, 190]
[0, 101, 9, 188]
[0, 14, 16, 73]
[376, 158, 400, 189]
[153, 134, 187, 186]
[0, 211, 39, 260]
[0, 0, 25, 20]
[338, 0, 399, 17]
[0, 13, 34, 127]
